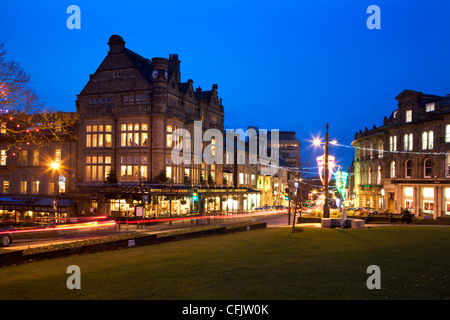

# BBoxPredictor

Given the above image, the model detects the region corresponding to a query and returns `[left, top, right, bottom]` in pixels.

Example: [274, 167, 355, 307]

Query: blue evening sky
[1, 0, 450, 172]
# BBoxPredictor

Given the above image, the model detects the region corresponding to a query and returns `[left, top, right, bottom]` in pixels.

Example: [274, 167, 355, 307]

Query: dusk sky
[2, 0, 450, 172]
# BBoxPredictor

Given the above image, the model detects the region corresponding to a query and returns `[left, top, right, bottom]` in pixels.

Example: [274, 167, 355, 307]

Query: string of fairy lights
[258, 135, 450, 194]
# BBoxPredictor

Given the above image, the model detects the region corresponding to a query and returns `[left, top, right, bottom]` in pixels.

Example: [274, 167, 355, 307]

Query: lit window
[20, 150, 27, 166]
[166, 134, 173, 147]
[105, 134, 112, 147]
[404, 133, 413, 151]
[389, 136, 397, 152]
[20, 180, 27, 194]
[425, 103, 435, 112]
[3, 181, 9, 193]
[446, 153, 450, 177]
[166, 166, 172, 179]
[422, 131, 434, 150]
[404, 187, 414, 197]
[1, 150, 6, 166]
[390, 161, 396, 178]
[446, 125, 450, 143]
[405, 110, 412, 123]
[377, 166, 382, 185]
[428, 131, 434, 149]
[33, 150, 39, 166]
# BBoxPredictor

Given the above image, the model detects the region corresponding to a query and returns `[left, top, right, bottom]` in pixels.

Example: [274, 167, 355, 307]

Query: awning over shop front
[34, 198, 76, 207]
[0, 196, 76, 211]
[94, 183, 261, 199]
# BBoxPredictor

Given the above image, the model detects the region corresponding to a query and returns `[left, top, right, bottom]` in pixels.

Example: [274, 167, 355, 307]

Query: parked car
[0, 227, 14, 247]
[275, 205, 287, 210]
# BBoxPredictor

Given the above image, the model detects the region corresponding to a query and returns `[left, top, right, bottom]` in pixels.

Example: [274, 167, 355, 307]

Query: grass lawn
[0, 226, 449, 300]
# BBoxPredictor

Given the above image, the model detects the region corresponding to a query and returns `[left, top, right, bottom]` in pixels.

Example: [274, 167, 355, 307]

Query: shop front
[0, 196, 76, 226]
[94, 185, 261, 218]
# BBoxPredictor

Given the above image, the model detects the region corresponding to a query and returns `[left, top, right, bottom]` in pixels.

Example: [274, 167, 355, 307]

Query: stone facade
[0, 35, 296, 221]
[351, 89, 450, 218]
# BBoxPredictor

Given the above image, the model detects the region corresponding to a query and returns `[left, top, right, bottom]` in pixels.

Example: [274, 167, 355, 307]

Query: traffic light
[284, 188, 289, 200]
[192, 188, 198, 202]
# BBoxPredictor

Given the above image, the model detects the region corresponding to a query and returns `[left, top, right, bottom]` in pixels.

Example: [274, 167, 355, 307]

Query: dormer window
[425, 102, 435, 112]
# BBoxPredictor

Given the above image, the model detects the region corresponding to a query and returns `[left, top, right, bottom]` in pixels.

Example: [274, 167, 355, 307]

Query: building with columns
[351, 89, 450, 218]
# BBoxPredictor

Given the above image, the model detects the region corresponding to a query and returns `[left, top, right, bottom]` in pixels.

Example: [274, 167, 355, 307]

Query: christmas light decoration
[316, 154, 336, 185]
[334, 169, 348, 200]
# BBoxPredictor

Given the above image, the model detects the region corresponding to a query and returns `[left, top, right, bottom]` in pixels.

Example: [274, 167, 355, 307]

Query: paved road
[4, 211, 291, 251]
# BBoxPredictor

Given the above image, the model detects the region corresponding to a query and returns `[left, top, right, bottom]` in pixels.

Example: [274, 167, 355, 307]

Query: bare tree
[0, 42, 77, 150]
[289, 155, 315, 231]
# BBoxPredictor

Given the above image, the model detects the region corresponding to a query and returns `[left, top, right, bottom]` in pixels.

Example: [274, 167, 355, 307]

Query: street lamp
[313, 124, 332, 218]
[50, 161, 60, 171]
[49, 161, 61, 223]
[323, 124, 330, 218]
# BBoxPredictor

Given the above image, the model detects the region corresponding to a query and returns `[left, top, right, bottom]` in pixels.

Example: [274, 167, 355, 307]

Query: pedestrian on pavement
[401, 208, 412, 224]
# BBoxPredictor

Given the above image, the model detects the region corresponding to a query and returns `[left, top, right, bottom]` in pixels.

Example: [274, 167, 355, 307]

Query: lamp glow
[50, 162, 60, 170]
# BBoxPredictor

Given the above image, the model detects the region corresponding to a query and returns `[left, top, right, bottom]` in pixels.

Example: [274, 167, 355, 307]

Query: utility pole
[323, 123, 330, 219]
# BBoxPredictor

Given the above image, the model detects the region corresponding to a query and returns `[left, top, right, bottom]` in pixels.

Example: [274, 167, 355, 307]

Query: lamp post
[50, 161, 60, 223]
[323, 124, 330, 218]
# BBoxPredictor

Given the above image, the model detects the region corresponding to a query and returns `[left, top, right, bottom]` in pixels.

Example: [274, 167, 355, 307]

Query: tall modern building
[351, 89, 450, 218]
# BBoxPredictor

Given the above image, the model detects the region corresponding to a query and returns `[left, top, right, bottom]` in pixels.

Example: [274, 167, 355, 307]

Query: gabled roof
[194, 90, 213, 103]
[124, 48, 154, 84]
[178, 83, 190, 93]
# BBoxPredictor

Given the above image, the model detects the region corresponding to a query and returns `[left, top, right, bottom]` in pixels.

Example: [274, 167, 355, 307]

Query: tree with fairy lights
[0, 42, 77, 151]
[287, 155, 315, 230]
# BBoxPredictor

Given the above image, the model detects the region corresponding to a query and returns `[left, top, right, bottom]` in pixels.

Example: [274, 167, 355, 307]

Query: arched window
[422, 132, 428, 150]
[446, 124, 450, 143]
[446, 152, 450, 177]
[377, 166, 382, 185]
[424, 159, 432, 178]
[422, 131, 434, 150]
[368, 167, 372, 185]
[404, 133, 413, 151]
[390, 161, 396, 178]
[428, 131, 434, 149]
[405, 160, 412, 178]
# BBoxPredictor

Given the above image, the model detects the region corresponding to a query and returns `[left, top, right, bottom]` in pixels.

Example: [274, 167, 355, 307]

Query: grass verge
[0, 226, 449, 300]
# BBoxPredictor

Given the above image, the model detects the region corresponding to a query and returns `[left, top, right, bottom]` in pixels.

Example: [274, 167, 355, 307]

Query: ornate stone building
[352, 89, 450, 218]
[0, 35, 295, 222]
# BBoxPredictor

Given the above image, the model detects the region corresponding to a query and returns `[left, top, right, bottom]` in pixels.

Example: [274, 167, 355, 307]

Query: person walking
[401, 208, 412, 224]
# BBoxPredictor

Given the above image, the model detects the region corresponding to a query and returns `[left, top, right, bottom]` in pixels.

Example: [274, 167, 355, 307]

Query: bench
[321, 218, 364, 229]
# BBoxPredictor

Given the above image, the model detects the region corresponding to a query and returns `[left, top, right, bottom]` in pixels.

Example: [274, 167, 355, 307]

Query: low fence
[297, 215, 450, 225]
[0, 222, 267, 267]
